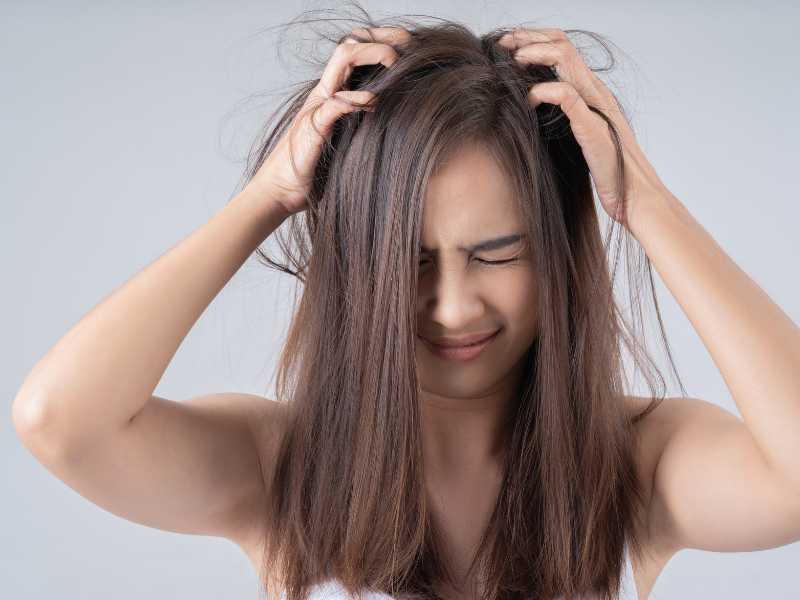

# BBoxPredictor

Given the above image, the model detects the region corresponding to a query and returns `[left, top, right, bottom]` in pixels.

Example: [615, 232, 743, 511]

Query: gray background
[3, 1, 799, 598]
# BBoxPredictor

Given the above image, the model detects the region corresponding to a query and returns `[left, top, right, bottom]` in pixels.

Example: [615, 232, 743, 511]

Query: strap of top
[287, 543, 639, 600]
[619, 540, 639, 600]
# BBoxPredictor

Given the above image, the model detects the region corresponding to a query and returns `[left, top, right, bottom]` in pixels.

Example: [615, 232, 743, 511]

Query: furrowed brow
[420, 233, 526, 256]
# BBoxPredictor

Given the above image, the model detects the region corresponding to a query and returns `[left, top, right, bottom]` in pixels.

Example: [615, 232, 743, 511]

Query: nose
[419, 259, 486, 332]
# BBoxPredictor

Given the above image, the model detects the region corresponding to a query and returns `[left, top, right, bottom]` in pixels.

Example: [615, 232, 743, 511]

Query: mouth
[418, 328, 502, 362]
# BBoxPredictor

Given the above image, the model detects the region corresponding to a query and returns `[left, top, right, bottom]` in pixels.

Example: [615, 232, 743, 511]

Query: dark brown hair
[236, 3, 686, 599]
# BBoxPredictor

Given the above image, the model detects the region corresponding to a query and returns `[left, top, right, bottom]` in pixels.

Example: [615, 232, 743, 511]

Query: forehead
[423, 143, 521, 235]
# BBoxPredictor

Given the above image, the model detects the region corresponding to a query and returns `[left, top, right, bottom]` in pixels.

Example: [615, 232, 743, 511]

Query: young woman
[12, 10, 800, 600]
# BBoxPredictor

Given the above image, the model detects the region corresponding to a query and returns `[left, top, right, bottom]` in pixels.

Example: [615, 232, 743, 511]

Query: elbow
[12, 394, 77, 464]
[12, 392, 67, 453]
[12, 393, 49, 436]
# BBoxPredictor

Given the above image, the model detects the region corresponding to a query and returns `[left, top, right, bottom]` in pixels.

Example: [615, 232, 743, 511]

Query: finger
[311, 27, 409, 103]
[497, 27, 568, 50]
[310, 41, 397, 104]
[331, 90, 376, 112]
[529, 80, 619, 192]
[346, 26, 413, 46]
[528, 80, 602, 137]
[500, 28, 623, 122]
[302, 90, 375, 143]
[511, 40, 611, 112]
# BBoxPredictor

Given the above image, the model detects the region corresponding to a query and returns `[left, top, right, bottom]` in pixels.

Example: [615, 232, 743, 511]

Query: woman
[12, 8, 800, 600]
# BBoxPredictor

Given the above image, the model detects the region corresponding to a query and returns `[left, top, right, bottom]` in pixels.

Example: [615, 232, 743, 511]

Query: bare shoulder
[620, 394, 763, 597]
[622, 394, 688, 598]
[232, 394, 288, 568]
[624, 393, 735, 530]
[622, 394, 680, 544]
[623, 394, 670, 485]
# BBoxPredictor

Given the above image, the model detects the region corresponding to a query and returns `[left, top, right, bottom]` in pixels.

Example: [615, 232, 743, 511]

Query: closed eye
[418, 257, 521, 267]
[475, 257, 520, 266]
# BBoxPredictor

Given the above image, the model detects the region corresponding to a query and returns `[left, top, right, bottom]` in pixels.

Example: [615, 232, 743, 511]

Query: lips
[422, 329, 501, 348]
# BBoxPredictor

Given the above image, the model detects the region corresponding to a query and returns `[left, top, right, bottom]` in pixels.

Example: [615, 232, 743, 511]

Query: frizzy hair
[233, 3, 686, 599]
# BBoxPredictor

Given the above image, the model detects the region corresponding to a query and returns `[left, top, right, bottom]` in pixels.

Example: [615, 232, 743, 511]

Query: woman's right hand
[247, 26, 411, 216]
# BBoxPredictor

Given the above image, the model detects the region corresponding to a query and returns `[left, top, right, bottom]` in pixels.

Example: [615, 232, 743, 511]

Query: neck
[419, 368, 522, 480]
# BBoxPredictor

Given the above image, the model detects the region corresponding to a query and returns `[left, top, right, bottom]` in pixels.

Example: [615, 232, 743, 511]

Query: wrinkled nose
[419, 261, 486, 333]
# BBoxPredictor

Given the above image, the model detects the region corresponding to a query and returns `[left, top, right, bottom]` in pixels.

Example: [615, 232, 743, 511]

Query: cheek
[487, 268, 538, 318]
[487, 270, 539, 348]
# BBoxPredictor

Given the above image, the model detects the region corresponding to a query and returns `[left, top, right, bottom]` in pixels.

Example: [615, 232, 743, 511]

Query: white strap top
[286, 542, 638, 600]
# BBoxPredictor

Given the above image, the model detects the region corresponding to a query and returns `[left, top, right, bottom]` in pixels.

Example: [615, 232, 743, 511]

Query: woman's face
[415, 142, 539, 399]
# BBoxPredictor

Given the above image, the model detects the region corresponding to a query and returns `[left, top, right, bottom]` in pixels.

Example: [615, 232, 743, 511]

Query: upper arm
[16, 392, 281, 549]
[646, 396, 800, 554]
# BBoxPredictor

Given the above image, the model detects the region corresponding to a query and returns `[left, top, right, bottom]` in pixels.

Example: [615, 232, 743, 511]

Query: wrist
[231, 184, 292, 239]
[243, 180, 294, 214]
[625, 188, 687, 239]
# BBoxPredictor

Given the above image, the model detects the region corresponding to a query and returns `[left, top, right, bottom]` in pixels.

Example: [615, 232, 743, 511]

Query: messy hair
[235, 3, 685, 599]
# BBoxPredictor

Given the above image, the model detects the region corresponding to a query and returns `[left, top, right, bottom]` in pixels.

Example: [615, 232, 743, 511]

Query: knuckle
[341, 27, 370, 43]
[559, 39, 577, 56]
[333, 42, 351, 59]
[350, 26, 370, 37]
[564, 87, 581, 111]
[389, 26, 413, 43]
[315, 82, 333, 100]
[383, 45, 400, 62]
[344, 25, 412, 46]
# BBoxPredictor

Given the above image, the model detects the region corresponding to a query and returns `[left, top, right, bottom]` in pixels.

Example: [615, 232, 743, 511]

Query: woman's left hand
[498, 28, 670, 227]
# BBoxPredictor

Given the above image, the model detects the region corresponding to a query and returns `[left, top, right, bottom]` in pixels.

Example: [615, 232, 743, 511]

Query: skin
[14, 24, 800, 600]
[415, 142, 538, 482]
[414, 143, 539, 594]
[497, 26, 800, 600]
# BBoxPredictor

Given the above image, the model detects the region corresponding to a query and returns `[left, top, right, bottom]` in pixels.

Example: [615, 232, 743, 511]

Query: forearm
[13, 184, 290, 440]
[627, 191, 800, 489]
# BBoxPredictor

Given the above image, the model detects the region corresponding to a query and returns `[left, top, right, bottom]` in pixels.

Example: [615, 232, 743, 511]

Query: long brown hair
[236, 4, 686, 599]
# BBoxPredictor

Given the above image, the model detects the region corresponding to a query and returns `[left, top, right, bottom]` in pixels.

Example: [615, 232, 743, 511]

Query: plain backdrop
[3, 1, 799, 598]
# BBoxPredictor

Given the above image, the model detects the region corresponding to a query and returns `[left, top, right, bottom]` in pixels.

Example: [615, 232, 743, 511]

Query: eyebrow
[419, 233, 526, 256]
